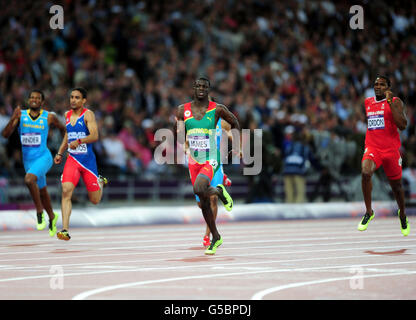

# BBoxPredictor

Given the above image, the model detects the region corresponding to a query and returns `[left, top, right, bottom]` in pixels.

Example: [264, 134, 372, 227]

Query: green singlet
[184, 101, 220, 173]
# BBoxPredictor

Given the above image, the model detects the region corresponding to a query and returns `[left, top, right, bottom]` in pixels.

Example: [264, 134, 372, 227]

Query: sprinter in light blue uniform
[1, 90, 66, 236]
[19, 109, 53, 189]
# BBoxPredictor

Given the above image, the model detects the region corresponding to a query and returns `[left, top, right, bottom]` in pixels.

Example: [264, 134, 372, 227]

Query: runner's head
[28, 90, 44, 111]
[193, 76, 210, 101]
[70, 87, 87, 110]
[374, 75, 391, 99]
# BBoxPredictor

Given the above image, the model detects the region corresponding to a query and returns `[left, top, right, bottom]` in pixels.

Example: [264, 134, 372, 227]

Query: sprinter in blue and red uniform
[54, 87, 107, 240]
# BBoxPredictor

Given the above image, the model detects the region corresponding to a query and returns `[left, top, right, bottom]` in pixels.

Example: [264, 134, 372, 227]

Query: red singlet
[362, 97, 402, 180]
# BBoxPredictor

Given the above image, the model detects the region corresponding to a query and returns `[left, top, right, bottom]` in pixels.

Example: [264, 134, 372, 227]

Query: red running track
[0, 217, 415, 300]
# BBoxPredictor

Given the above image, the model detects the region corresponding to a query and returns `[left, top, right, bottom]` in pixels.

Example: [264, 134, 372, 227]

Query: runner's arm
[220, 119, 232, 138]
[54, 131, 68, 164]
[48, 112, 66, 136]
[216, 104, 241, 157]
[389, 97, 407, 131]
[1, 106, 21, 138]
[216, 104, 240, 131]
[174, 104, 186, 145]
[69, 110, 99, 150]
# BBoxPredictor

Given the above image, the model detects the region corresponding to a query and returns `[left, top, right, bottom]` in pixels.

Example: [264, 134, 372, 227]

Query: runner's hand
[12, 106, 22, 120]
[69, 140, 79, 149]
[386, 90, 394, 104]
[54, 154, 63, 164]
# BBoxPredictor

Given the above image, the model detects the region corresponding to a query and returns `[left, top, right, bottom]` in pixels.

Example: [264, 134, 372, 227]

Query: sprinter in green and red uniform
[175, 76, 241, 255]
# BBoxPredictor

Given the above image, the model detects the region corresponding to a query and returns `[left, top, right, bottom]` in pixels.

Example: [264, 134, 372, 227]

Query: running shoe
[217, 184, 233, 212]
[57, 229, 71, 241]
[223, 174, 232, 187]
[99, 175, 108, 188]
[398, 210, 410, 236]
[357, 211, 374, 231]
[203, 235, 211, 247]
[49, 212, 59, 237]
[36, 212, 46, 231]
[205, 236, 223, 255]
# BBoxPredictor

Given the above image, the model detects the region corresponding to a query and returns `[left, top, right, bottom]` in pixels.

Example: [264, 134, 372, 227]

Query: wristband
[387, 98, 393, 104]
[77, 138, 82, 144]
[57, 153, 63, 157]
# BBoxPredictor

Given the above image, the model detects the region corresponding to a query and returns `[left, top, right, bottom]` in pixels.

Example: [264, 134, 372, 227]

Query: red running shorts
[61, 155, 101, 192]
[362, 146, 402, 180]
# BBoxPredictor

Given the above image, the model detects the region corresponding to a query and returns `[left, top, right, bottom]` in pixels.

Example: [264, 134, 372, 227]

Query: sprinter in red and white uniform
[358, 76, 409, 236]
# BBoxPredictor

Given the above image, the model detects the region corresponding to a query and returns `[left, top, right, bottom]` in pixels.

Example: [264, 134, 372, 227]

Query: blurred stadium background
[0, 0, 415, 211]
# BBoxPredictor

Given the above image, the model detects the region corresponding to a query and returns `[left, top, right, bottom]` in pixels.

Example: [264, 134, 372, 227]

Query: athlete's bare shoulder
[47, 111, 57, 123]
[84, 108, 94, 115]
[84, 109, 96, 123]
[215, 103, 233, 117]
[393, 96, 404, 105]
[215, 103, 239, 129]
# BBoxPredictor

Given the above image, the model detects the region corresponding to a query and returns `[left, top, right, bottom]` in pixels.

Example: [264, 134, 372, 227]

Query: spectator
[101, 117, 128, 174]
[282, 126, 315, 203]
[0, 0, 414, 201]
[118, 121, 152, 171]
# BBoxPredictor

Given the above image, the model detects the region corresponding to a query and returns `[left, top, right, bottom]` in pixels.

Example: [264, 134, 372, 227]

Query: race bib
[68, 143, 87, 154]
[189, 136, 210, 152]
[21, 133, 41, 147]
[368, 115, 385, 130]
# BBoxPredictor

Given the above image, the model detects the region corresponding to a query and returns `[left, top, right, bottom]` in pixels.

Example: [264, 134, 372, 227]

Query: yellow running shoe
[49, 213, 59, 237]
[205, 237, 223, 255]
[358, 211, 374, 231]
[36, 212, 46, 231]
[216, 184, 233, 212]
[398, 210, 410, 236]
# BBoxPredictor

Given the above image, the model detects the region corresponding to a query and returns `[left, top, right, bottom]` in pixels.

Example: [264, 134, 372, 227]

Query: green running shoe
[36, 212, 46, 231]
[398, 210, 410, 236]
[205, 237, 223, 255]
[49, 213, 59, 237]
[358, 211, 374, 231]
[216, 184, 233, 212]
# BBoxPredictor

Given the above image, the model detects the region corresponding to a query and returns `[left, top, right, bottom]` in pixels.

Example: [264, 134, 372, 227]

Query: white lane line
[0, 218, 405, 241]
[251, 270, 416, 300]
[1, 249, 416, 289]
[72, 260, 416, 300]
[2, 242, 416, 271]
[0, 236, 414, 264]
[63, 231, 415, 248]
[0, 231, 413, 257]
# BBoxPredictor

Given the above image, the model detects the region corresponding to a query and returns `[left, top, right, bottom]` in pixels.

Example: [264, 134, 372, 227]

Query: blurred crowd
[0, 0, 416, 202]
